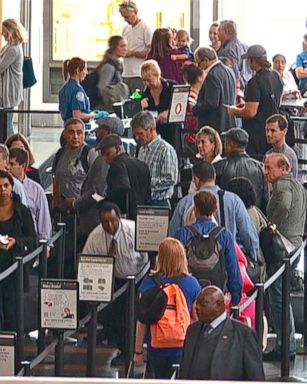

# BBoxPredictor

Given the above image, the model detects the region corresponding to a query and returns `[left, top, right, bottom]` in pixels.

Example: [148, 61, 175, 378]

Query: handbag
[259, 221, 296, 267]
[23, 57, 37, 88]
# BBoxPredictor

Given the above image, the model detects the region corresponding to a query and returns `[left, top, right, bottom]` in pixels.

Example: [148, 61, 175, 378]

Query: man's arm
[221, 230, 242, 305]
[268, 189, 292, 223]
[242, 327, 265, 380]
[234, 197, 259, 260]
[168, 199, 186, 237]
[193, 76, 221, 115]
[152, 148, 178, 192]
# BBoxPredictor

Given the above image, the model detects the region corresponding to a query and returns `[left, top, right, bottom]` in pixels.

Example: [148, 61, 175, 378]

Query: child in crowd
[171, 29, 194, 61]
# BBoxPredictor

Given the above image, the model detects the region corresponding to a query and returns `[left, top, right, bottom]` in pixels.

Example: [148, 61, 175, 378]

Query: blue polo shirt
[175, 217, 242, 305]
[296, 50, 307, 90]
[59, 79, 91, 121]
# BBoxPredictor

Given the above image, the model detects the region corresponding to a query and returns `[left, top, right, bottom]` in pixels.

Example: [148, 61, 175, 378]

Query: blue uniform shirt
[175, 217, 242, 305]
[59, 78, 91, 121]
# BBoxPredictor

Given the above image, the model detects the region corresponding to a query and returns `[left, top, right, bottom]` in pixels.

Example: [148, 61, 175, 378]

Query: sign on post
[135, 206, 169, 252]
[168, 85, 190, 123]
[77, 255, 114, 302]
[40, 279, 78, 330]
[0, 332, 16, 376]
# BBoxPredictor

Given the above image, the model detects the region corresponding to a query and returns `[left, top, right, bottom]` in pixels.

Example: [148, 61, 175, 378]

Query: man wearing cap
[228, 44, 283, 161]
[119, 1, 152, 92]
[193, 46, 236, 132]
[217, 20, 252, 90]
[215, 127, 268, 212]
[98, 133, 151, 220]
[64, 116, 125, 245]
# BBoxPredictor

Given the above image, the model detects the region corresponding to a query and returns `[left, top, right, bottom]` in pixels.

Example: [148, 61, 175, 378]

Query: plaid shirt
[138, 136, 178, 201]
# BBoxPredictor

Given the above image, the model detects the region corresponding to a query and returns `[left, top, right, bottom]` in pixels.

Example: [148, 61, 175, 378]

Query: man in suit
[192, 46, 236, 132]
[180, 286, 265, 381]
[97, 134, 151, 220]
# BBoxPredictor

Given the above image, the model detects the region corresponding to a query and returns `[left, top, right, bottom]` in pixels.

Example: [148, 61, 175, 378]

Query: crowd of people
[1, 1, 307, 380]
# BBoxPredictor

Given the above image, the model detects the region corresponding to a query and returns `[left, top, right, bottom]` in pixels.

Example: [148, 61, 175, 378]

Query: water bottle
[131, 89, 143, 100]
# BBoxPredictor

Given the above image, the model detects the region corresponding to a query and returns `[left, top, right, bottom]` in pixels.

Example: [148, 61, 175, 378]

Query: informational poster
[136, 206, 169, 252]
[168, 85, 190, 123]
[77, 255, 114, 302]
[0, 333, 15, 376]
[41, 280, 78, 330]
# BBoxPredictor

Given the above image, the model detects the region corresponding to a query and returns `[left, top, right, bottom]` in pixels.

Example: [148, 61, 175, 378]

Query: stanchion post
[304, 245, 307, 347]
[38, 240, 48, 353]
[86, 302, 98, 377]
[281, 257, 291, 378]
[21, 360, 31, 376]
[57, 223, 66, 278]
[255, 283, 264, 348]
[73, 213, 78, 275]
[15, 256, 25, 370]
[0, 109, 8, 142]
[125, 276, 136, 376]
[231, 305, 239, 320]
[55, 330, 65, 376]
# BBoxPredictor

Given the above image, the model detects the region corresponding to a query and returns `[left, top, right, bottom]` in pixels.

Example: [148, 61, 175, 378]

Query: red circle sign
[175, 103, 182, 114]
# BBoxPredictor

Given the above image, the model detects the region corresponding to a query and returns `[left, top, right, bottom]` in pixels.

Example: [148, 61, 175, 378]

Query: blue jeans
[268, 273, 296, 354]
[148, 351, 180, 379]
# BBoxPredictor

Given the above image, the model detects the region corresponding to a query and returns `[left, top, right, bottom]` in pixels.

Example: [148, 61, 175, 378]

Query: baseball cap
[241, 44, 267, 60]
[95, 116, 125, 136]
[96, 134, 122, 154]
[221, 128, 249, 147]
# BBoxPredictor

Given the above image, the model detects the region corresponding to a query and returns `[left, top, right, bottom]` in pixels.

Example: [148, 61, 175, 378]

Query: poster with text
[0, 333, 15, 376]
[168, 85, 190, 123]
[78, 255, 114, 302]
[136, 206, 169, 252]
[41, 280, 78, 330]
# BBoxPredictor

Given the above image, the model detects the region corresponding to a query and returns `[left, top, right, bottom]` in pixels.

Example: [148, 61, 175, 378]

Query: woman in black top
[140, 59, 181, 149]
[0, 170, 36, 331]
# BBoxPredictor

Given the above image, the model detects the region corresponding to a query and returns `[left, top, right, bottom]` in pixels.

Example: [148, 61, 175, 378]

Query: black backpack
[186, 225, 227, 290]
[52, 145, 91, 174]
[80, 70, 101, 109]
[136, 274, 181, 325]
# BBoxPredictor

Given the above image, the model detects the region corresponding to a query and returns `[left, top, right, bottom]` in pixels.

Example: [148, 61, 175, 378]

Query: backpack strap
[151, 273, 166, 288]
[80, 145, 91, 173]
[186, 225, 201, 237]
[218, 189, 225, 227]
[208, 225, 224, 239]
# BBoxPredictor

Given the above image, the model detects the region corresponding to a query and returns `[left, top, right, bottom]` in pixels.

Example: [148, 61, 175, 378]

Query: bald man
[180, 286, 264, 381]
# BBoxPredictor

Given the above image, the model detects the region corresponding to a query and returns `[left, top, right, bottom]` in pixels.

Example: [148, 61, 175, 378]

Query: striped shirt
[138, 135, 178, 201]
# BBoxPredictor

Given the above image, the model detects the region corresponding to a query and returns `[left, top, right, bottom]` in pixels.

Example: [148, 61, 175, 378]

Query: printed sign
[168, 85, 190, 123]
[78, 255, 114, 302]
[41, 279, 78, 330]
[136, 206, 169, 252]
[0, 333, 15, 376]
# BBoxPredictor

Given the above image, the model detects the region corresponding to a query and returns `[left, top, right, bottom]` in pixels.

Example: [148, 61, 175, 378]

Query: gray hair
[219, 20, 237, 37]
[64, 118, 85, 130]
[194, 46, 217, 63]
[265, 153, 291, 172]
[0, 144, 9, 160]
[130, 111, 156, 130]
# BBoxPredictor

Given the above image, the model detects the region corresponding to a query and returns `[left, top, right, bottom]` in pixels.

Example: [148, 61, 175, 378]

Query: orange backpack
[150, 280, 191, 348]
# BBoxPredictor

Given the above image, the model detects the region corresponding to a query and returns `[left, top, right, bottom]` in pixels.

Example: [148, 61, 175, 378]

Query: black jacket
[105, 153, 151, 219]
[0, 196, 37, 272]
[214, 152, 268, 212]
[180, 317, 265, 381]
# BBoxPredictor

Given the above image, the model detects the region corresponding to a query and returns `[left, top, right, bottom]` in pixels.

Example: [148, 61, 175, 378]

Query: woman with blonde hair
[195, 126, 223, 163]
[0, 19, 27, 137]
[133, 237, 201, 379]
[5, 133, 41, 184]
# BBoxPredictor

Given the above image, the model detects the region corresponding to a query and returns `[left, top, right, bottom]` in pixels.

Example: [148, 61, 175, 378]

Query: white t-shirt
[122, 19, 152, 78]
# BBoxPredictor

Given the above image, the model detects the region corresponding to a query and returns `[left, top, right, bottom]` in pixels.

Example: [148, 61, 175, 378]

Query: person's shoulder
[284, 144, 297, 157]
[159, 138, 177, 154]
[121, 219, 135, 231]
[230, 317, 255, 335]
[87, 223, 104, 238]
